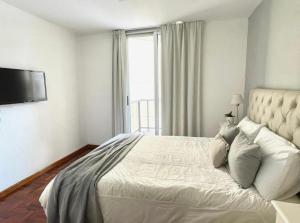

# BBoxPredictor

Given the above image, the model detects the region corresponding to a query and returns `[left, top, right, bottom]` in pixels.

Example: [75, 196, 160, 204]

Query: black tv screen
[0, 68, 47, 105]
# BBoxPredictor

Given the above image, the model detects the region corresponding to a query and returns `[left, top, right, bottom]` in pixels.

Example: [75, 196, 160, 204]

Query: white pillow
[237, 117, 264, 141]
[253, 127, 300, 201]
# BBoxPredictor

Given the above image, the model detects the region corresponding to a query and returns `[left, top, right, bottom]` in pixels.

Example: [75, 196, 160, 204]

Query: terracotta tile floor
[0, 149, 91, 223]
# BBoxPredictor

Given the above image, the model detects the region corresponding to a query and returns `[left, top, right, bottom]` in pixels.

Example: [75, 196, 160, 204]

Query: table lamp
[231, 94, 243, 124]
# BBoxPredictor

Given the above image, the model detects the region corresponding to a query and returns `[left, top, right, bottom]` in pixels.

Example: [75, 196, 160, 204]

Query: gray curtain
[161, 21, 203, 136]
[112, 30, 129, 135]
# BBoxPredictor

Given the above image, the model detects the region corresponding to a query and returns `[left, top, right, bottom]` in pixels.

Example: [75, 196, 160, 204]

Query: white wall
[0, 1, 81, 191]
[263, 0, 300, 88]
[202, 18, 248, 137]
[77, 32, 113, 145]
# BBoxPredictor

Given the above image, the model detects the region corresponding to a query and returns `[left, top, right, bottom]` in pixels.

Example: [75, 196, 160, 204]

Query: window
[127, 33, 161, 135]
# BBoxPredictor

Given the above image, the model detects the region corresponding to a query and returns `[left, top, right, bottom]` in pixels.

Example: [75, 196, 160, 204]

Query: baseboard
[0, 144, 99, 200]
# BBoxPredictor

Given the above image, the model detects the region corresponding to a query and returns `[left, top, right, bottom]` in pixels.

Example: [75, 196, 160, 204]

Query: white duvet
[40, 136, 275, 223]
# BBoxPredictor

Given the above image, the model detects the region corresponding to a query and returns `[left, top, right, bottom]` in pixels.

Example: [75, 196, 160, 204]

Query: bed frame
[248, 88, 300, 148]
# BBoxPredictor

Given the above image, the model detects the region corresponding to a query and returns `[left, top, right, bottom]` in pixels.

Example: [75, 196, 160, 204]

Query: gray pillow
[228, 131, 262, 189]
[219, 122, 239, 145]
[209, 134, 229, 168]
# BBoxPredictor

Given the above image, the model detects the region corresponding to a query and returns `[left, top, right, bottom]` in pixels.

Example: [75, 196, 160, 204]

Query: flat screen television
[0, 68, 47, 105]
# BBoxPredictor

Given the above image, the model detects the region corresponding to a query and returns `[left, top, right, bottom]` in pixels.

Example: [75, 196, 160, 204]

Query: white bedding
[40, 136, 275, 223]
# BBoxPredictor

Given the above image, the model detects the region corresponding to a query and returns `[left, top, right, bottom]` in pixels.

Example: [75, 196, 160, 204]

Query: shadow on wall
[243, 0, 272, 115]
[172, 0, 262, 22]
[244, 0, 300, 115]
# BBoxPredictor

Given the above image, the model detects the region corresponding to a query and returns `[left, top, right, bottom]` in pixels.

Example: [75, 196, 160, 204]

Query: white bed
[41, 88, 300, 223]
[40, 136, 275, 223]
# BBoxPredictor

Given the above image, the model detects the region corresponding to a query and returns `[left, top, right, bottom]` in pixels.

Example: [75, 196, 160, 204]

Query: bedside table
[271, 196, 300, 223]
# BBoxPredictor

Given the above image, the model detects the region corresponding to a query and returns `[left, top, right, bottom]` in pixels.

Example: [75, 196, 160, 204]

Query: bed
[40, 88, 300, 223]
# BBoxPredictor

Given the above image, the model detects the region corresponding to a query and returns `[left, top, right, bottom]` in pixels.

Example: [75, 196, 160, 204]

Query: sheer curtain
[161, 21, 203, 136]
[112, 30, 129, 135]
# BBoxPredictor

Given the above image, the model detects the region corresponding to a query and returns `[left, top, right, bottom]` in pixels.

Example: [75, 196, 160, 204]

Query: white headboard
[248, 88, 300, 148]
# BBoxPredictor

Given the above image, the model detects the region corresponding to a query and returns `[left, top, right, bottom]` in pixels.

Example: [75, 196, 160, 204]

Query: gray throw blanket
[47, 134, 143, 223]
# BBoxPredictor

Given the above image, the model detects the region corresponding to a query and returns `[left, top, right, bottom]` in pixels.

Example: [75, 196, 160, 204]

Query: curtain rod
[124, 20, 204, 35]
[125, 27, 160, 36]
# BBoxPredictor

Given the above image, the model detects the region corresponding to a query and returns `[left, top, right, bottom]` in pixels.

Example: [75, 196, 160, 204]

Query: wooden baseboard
[0, 144, 99, 200]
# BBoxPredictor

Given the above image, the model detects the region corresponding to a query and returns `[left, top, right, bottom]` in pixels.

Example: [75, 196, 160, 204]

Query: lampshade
[231, 94, 243, 105]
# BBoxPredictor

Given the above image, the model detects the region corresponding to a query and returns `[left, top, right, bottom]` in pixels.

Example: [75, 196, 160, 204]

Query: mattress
[40, 136, 275, 223]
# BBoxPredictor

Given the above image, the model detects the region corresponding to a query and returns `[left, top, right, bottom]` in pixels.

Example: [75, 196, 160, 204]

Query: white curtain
[161, 21, 203, 136]
[112, 30, 129, 135]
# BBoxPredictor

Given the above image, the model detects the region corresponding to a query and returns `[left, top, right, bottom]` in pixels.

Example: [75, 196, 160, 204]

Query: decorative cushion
[219, 122, 239, 145]
[253, 127, 300, 200]
[237, 117, 265, 141]
[228, 131, 262, 189]
[209, 134, 229, 168]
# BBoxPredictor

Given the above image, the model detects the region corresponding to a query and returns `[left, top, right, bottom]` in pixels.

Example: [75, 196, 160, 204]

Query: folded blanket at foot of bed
[46, 134, 143, 223]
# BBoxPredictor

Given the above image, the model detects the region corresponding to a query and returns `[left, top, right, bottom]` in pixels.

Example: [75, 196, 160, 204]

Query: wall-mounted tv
[0, 68, 47, 105]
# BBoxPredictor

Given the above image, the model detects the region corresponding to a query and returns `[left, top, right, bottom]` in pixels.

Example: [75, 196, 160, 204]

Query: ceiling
[3, 0, 262, 34]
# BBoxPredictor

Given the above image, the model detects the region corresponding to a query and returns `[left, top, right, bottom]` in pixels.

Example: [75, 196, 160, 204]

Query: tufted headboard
[248, 88, 300, 148]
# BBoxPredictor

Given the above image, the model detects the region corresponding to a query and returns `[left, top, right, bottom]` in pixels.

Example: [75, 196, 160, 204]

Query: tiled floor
[0, 149, 92, 223]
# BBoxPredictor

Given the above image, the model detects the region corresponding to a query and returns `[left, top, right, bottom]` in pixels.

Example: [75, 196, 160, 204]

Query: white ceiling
[3, 0, 262, 34]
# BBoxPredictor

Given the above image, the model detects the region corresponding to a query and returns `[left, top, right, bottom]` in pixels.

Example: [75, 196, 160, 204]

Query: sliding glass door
[127, 32, 161, 135]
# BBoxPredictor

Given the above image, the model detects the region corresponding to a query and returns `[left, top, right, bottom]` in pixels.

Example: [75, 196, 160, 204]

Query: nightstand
[271, 196, 300, 223]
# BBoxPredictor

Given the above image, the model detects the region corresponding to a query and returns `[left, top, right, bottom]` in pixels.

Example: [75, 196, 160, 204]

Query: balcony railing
[130, 99, 159, 135]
